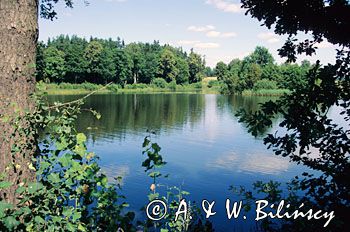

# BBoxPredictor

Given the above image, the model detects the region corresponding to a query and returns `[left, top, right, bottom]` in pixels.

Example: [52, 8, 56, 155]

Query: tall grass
[242, 89, 290, 96]
[37, 82, 289, 96]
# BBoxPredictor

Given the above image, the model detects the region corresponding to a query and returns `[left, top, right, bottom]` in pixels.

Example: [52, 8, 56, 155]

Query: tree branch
[47, 82, 113, 110]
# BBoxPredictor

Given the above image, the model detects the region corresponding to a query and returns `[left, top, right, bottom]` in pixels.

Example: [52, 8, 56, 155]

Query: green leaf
[0, 181, 12, 189]
[56, 139, 68, 151]
[148, 171, 161, 178]
[1, 116, 10, 123]
[76, 133, 87, 144]
[142, 137, 150, 147]
[47, 173, 60, 184]
[38, 161, 50, 175]
[148, 193, 159, 201]
[0, 201, 13, 218]
[34, 215, 46, 224]
[3, 216, 20, 230]
[59, 154, 72, 167]
[28, 183, 44, 194]
[17, 206, 31, 216]
[63, 207, 73, 218]
[72, 211, 81, 222]
[28, 162, 36, 171]
[101, 176, 108, 186]
[121, 203, 129, 207]
[66, 222, 76, 231]
[15, 186, 26, 194]
[74, 144, 86, 157]
[78, 224, 87, 232]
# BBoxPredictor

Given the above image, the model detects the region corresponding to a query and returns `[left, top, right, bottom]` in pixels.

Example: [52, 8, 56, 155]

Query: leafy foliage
[43, 47, 66, 82]
[0, 91, 135, 231]
[217, 46, 312, 94]
[188, 50, 205, 84]
[232, 0, 350, 231]
[151, 78, 168, 89]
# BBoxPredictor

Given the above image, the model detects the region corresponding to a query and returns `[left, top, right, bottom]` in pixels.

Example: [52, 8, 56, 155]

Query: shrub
[0, 95, 135, 231]
[253, 79, 278, 90]
[55, 82, 102, 91]
[219, 83, 232, 94]
[207, 80, 220, 88]
[168, 80, 177, 91]
[0, 92, 214, 232]
[124, 83, 148, 89]
[58, 82, 75, 89]
[151, 78, 167, 88]
[192, 82, 202, 89]
[107, 84, 120, 92]
[135, 83, 148, 89]
[124, 84, 133, 89]
[80, 82, 101, 91]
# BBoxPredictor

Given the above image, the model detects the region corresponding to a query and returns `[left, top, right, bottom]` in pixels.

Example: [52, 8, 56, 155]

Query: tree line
[36, 35, 208, 85]
[37, 36, 313, 93]
[215, 46, 313, 93]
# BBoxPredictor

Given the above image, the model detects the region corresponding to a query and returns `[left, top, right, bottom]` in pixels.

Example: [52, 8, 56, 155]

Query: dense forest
[215, 46, 312, 93]
[36, 35, 208, 86]
[36, 35, 312, 93]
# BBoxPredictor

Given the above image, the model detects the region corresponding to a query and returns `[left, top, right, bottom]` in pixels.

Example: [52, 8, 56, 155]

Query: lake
[49, 93, 308, 231]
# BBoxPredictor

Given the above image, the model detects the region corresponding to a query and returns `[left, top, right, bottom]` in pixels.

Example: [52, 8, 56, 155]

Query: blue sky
[39, 0, 337, 67]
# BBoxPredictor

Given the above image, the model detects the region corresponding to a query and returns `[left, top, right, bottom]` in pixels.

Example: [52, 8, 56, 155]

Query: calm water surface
[49, 93, 308, 231]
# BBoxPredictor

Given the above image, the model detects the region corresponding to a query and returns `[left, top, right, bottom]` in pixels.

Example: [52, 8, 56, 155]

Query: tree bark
[0, 0, 38, 203]
[133, 73, 137, 84]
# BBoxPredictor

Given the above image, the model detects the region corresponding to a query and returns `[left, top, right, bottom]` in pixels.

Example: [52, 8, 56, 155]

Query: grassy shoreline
[37, 82, 289, 96]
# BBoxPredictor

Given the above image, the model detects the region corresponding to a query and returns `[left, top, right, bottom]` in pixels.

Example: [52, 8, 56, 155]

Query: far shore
[37, 78, 289, 97]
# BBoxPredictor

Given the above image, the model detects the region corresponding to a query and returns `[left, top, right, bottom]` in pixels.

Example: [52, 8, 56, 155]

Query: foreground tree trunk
[0, 0, 38, 203]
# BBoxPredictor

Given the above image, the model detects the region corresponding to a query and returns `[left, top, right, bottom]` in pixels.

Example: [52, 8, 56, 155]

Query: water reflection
[48, 93, 304, 231]
[103, 164, 130, 185]
[47, 93, 299, 180]
[51, 94, 205, 141]
[208, 151, 289, 175]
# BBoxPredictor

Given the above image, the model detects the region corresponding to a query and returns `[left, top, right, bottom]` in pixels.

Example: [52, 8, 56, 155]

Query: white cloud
[187, 25, 215, 32]
[206, 0, 243, 13]
[240, 154, 289, 175]
[206, 30, 237, 38]
[316, 40, 334, 49]
[188, 25, 237, 39]
[220, 52, 249, 61]
[221, 32, 237, 38]
[206, 30, 221, 37]
[257, 32, 280, 44]
[194, 42, 220, 49]
[176, 40, 220, 49]
[102, 165, 130, 185]
[177, 40, 201, 45]
[267, 38, 279, 43]
[208, 152, 290, 175]
[204, 51, 249, 67]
